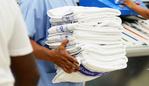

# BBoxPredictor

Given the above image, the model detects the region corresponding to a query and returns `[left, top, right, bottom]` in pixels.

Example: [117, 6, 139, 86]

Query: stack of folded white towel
[46, 6, 128, 83]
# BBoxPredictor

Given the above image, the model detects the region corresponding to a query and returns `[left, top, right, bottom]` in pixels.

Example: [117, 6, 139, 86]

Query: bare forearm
[126, 1, 149, 19]
[30, 39, 80, 73]
[11, 54, 39, 86]
[30, 39, 56, 62]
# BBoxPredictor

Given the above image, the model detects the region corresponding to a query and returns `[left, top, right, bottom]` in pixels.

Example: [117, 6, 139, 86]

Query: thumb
[59, 39, 69, 49]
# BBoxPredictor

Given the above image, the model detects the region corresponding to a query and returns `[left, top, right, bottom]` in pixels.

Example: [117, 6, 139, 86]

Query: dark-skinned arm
[30, 39, 79, 73]
[124, 0, 149, 19]
[11, 54, 39, 86]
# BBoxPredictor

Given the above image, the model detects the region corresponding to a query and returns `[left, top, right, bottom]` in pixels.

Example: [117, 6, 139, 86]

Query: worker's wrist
[43, 48, 57, 62]
[128, 3, 135, 9]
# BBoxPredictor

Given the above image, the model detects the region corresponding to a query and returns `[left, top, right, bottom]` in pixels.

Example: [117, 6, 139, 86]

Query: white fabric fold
[46, 6, 127, 83]
[47, 6, 121, 26]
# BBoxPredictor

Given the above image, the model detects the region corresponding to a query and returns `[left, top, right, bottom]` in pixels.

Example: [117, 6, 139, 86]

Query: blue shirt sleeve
[19, 0, 52, 45]
[19, 0, 78, 45]
[19, 0, 37, 37]
[48, 0, 77, 8]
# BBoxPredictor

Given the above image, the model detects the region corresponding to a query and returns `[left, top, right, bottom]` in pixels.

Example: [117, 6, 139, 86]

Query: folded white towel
[49, 16, 122, 26]
[46, 39, 76, 48]
[48, 24, 75, 34]
[47, 6, 121, 18]
[52, 54, 127, 83]
[80, 43, 126, 56]
[73, 24, 122, 33]
[49, 21, 123, 34]
[46, 6, 127, 83]
[47, 6, 121, 26]
[46, 34, 74, 43]
[49, 15, 122, 26]
[71, 6, 121, 16]
[52, 67, 99, 83]
[73, 30, 122, 41]
[83, 58, 127, 72]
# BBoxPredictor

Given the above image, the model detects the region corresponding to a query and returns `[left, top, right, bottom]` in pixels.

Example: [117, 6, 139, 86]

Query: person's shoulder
[31, 0, 50, 6]
[29, 0, 51, 10]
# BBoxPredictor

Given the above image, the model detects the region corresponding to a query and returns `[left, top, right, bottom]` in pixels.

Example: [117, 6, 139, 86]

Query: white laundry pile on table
[138, 20, 149, 30]
[137, 20, 149, 37]
[46, 6, 128, 83]
[122, 21, 149, 46]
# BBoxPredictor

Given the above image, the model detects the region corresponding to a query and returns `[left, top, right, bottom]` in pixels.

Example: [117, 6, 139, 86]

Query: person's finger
[57, 62, 71, 73]
[66, 59, 79, 71]
[60, 39, 69, 48]
[62, 52, 79, 69]
[74, 67, 80, 72]
[59, 57, 77, 71]
[65, 53, 79, 64]
[61, 64, 73, 73]
[61, 56, 80, 72]
[69, 57, 79, 64]
[55, 57, 79, 73]
[61, 59, 73, 70]
[62, 57, 76, 68]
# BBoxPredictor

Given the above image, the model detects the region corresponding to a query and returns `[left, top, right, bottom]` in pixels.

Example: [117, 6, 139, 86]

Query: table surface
[126, 45, 149, 57]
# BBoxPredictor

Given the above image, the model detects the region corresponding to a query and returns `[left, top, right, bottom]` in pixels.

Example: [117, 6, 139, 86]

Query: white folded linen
[46, 41, 75, 49]
[46, 6, 127, 83]
[49, 16, 122, 26]
[50, 15, 122, 26]
[72, 30, 122, 41]
[48, 21, 123, 34]
[47, 6, 121, 18]
[46, 34, 75, 43]
[71, 6, 121, 16]
[52, 67, 99, 83]
[47, 24, 75, 34]
[47, 6, 121, 26]
[52, 53, 127, 83]
[80, 43, 126, 56]
[47, 31, 122, 44]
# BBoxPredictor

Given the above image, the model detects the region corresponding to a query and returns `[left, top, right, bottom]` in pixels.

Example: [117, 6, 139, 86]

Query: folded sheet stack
[46, 6, 127, 83]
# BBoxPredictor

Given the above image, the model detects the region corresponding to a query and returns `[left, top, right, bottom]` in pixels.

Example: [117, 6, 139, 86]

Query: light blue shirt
[19, 0, 82, 86]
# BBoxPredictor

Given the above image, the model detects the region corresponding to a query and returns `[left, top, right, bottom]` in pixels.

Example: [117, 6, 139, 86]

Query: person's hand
[49, 39, 80, 73]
